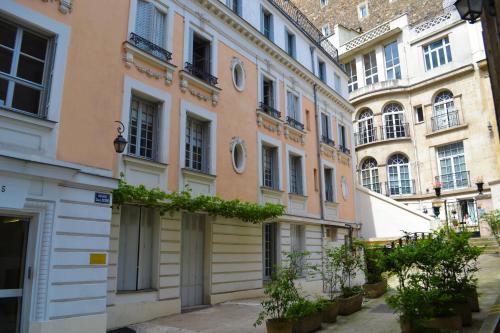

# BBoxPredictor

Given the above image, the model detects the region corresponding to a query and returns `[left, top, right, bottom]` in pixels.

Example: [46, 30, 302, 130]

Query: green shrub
[285, 298, 320, 319]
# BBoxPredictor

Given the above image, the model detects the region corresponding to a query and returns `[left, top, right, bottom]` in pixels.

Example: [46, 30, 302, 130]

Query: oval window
[231, 139, 247, 174]
[231, 60, 246, 92]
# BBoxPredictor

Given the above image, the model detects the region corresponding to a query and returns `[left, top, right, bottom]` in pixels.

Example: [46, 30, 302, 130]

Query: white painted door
[181, 214, 205, 309]
[0, 216, 29, 333]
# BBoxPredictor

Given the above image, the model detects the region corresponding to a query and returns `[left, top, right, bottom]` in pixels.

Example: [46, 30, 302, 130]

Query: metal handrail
[339, 145, 351, 155]
[286, 116, 304, 131]
[129, 32, 172, 63]
[385, 179, 416, 196]
[258, 102, 281, 119]
[354, 128, 378, 146]
[321, 135, 335, 147]
[381, 123, 410, 140]
[184, 62, 219, 87]
[431, 110, 460, 132]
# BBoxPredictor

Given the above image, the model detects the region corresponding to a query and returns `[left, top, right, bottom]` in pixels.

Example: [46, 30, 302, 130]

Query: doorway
[0, 216, 30, 333]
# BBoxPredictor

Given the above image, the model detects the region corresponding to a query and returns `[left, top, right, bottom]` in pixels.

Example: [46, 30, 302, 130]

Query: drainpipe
[314, 83, 325, 220]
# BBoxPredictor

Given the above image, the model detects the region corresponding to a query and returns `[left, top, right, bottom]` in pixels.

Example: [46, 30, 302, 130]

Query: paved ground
[130, 254, 500, 333]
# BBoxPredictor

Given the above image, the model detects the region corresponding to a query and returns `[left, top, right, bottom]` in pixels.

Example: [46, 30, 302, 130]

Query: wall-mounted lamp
[113, 121, 128, 154]
[432, 200, 443, 218]
[455, 0, 484, 23]
[488, 121, 493, 133]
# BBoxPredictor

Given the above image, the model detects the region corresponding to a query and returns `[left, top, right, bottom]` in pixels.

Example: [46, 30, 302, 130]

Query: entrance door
[181, 214, 205, 309]
[0, 216, 29, 333]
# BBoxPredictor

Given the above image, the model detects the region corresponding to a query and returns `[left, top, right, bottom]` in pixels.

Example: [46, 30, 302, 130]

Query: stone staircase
[469, 237, 500, 254]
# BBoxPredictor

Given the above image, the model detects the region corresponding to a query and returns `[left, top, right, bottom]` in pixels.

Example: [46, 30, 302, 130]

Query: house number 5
[1, 186, 6, 192]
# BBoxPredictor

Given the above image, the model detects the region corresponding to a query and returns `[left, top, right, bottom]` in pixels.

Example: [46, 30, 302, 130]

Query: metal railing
[385, 179, 416, 196]
[354, 128, 378, 146]
[321, 135, 335, 147]
[339, 145, 351, 155]
[184, 62, 219, 87]
[258, 102, 281, 119]
[435, 171, 470, 190]
[431, 110, 460, 132]
[381, 123, 410, 140]
[361, 182, 382, 194]
[129, 32, 172, 63]
[267, 0, 339, 64]
[286, 116, 304, 131]
[385, 232, 432, 250]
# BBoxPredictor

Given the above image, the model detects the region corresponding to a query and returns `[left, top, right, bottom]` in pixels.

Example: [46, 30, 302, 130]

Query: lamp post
[454, 0, 485, 23]
[113, 121, 128, 153]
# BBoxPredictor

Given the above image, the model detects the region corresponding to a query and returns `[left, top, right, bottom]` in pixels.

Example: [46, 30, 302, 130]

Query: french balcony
[184, 62, 219, 87]
[354, 128, 378, 146]
[321, 136, 335, 147]
[339, 145, 351, 155]
[381, 123, 410, 141]
[325, 184, 335, 202]
[129, 32, 172, 63]
[385, 179, 416, 197]
[286, 116, 304, 131]
[435, 171, 470, 191]
[258, 102, 281, 120]
[431, 110, 460, 132]
[361, 182, 383, 194]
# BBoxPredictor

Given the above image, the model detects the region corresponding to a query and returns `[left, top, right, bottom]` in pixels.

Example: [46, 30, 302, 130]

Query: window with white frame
[437, 142, 468, 190]
[414, 106, 424, 123]
[135, 0, 166, 47]
[185, 116, 210, 172]
[363, 51, 378, 85]
[383, 103, 406, 139]
[358, 3, 369, 18]
[344, 59, 358, 92]
[324, 167, 335, 202]
[190, 32, 213, 81]
[384, 41, 401, 80]
[262, 145, 279, 189]
[423, 37, 452, 71]
[321, 24, 331, 37]
[320, 112, 333, 145]
[334, 73, 341, 93]
[387, 154, 412, 196]
[360, 158, 380, 193]
[338, 123, 348, 154]
[318, 59, 326, 82]
[286, 91, 300, 121]
[290, 224, 306, 274]
[226, 0, 241, 15]
[262, 75, 276, 111]
[0, 19, 54, 116]
[320, 0, 329, 7]
[285, 29, 296, 59]
[289, 154, 303, 195]
[357, 109, 375, 144]
[432, 90, 458, 131]
[263, 222, 278, 280]
[262, 8, 273, 40]
[128, 96, 159, 160]
[117, 205, 157, 291]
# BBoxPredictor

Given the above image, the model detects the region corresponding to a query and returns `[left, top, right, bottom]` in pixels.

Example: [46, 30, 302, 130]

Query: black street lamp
[113, 121, 128, 153]
[454, 0, 485, 23]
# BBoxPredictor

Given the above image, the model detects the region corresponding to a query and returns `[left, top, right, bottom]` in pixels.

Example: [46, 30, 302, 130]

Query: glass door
[0, 216, 29, 333]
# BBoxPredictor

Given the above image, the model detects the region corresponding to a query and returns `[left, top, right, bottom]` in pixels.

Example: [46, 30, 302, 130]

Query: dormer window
[285, 29, 296, 59]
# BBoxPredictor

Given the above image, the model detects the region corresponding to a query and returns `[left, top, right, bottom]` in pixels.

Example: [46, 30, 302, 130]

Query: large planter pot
[363, 280, 387, 298]
[321, 301, 339, 323]
[466, 289, 480, 312]
[452, 302, 472, 326]
[292, 312, 322, 333]
[338, 293, 363, 316]
[266, 319, 293, 333]
[425, 315, 462, 332]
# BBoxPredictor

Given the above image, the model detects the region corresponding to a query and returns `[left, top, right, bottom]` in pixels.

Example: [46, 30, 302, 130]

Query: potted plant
[361, 245, 387, 298]
[286, 298, 322, 333]
[331, 244, 364, 315]
[318, 246, 342, 323]
[433, 181, 442, 197]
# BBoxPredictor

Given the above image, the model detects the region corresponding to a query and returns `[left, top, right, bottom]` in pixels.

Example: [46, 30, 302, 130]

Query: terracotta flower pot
[266, 319, 293, 333]
[452, 302, 472, 326]
[466, 288, 480, 312]
[425, 315, 462, 332]
[321, 301, 339, 323]
[338, 293, 363, 315]
[363, 280, 387, 298]
[292, 312, 322, 333]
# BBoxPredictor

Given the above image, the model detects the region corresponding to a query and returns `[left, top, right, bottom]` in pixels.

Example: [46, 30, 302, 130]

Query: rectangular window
[318, 59, 326, 82]
[286, 91, 299, 120]
[128, 96, 158, 160]
[437, 142, 468, 190]
[324, 168, 335, 202]
[384, 41, 401, 80]
[414, 106, 424, 123]
[424, 37, 452, 70]
[334, 73, 341, 93]
[191, 32, 212, 78]
[263, 223, 278, 280]
[226, 0, 241, 15]
[321, 113, 331, 140]
[285, 30, 296, 59]
[117, 205, 157, 291]
[262, 145, 279, 189]
[345, 59, 358, 92]
[320, 0, 329, 7]
[262, 76, 275, 108]
[364, 51, 378, 85]
[321, 24, 331, 37]
[185, 116, 210, 172]
[338, 124, 347, 149]
[0, 19, 53, 116]
[290, 224, 306, 274]
[289, 155, 303, 195]
[359, 3, 369, 18]
[135, 0, 166, 47]
[262, 9, 273, 40]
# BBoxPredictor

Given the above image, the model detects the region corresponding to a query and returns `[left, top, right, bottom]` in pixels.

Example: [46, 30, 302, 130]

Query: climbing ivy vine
[112, 178, 285, 224]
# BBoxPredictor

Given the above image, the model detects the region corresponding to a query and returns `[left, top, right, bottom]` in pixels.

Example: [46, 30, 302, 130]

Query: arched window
[387, 154, 412, 195]
[432, 91, 458, 131]
[383, 103, 407, 139]
[357, 110, 375, 145]
[360, 158, 380, 193]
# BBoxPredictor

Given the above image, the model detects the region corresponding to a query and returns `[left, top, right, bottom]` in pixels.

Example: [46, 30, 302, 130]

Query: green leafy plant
[360, 244, 387, 284]
[113, 177, 285, 224]
[329, 244, 363, 298]
[483, 209, 500, 247]
[321, 246, 342, 301]
[285, 298, 320, 320]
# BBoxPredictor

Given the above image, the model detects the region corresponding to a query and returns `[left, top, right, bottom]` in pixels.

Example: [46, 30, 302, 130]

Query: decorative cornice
[41, 0, 72, 14]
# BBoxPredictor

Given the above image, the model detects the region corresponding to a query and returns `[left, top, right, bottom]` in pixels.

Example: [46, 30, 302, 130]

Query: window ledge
[182, 168, 216, 181]
[257, 110, 283, 135]
[179, 70, 221, 106]
[261, 186, 284, 205]
[324, 200, 339, 207]
[289, 193, 307, 199]
[284, 123, 306, 145]
[0, 107, 57, 130]
[425, 123, 468, 138]
[123, 42, 176, 85]
[123, 154, 168, 171]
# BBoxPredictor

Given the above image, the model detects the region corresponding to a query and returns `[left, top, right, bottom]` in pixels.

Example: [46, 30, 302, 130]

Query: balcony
[258, 102, 281, 120]
[431, 110, 460, 132]
[184, 62, 218, 87]
[385, 179, 416, 197]
[361, 182, 383, 194]
[354, 128, 378, 146]
[435, 171, 470, 191]
[381, 123, 410, 141]
[286, 116, 304, 131]
[129, 32, 172, 63]
[321, 136, 335, 147]
[339, 145, 351, 155]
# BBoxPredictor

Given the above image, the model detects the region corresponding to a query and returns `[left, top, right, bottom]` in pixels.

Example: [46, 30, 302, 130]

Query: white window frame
[360, 158, 380, 193]
[285, 84, 302, 122]
[436, 142, 468, 190]
[321, 23, 331, 37]
[317, 57, 327, 82]
[128, 96, 160, 160]
[183, 21, 218, 77]
[261, 5, 274, 41]
[334, 73, 341, 93]
[363, 51, 378, 85]
[320, 0, 329, 7]
[285, 28, 296, 59]
[384, 40, 401, 80]
[358, 2, 369, 19]
[338, 122, 347, 149]
[258, 133, 282, 190]
[357, 109, 375, 144]
[414, 105, 424, 124]
[286, 145, 307, 196]
[344, 59, 358, 93]
[387, 154, 412, 196]
[423, 36, 452, 71]
[258, 68, 279, 110]
[322, 159, 337, 203]
[320, 111, 332, 140]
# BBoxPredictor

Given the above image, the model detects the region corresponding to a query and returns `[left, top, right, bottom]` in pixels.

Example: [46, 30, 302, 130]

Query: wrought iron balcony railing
[361, 182, 382, 194]
[354, 128, 378, 146]
[385, 179, 416, 196]
[129, 32, 172, 63]
[339, 145, 351, 155]
[381, 123, 410, 140]
[431, 110, 460, 132]
[321, 136, 335, 147]
[435, 171, 470, 190]
[286, 116, 304, 131]
[267, 0, 339, 64]
[184, 62, 219, 87]
[258, 102, 281, 119]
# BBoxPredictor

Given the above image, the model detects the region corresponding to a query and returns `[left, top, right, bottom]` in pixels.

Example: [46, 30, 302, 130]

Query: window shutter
[42, 36, 57, 118]
[136, 0, 153, 40]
